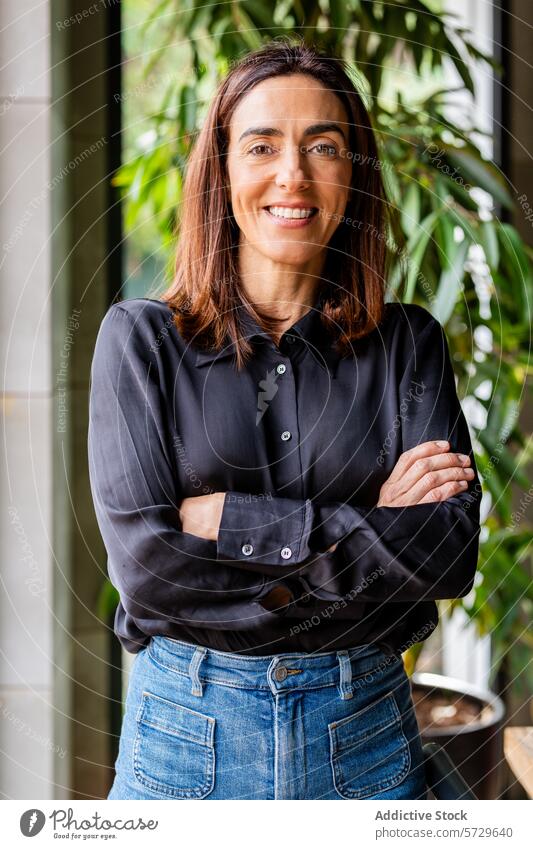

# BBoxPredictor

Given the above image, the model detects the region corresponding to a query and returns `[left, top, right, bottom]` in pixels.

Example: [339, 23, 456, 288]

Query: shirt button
[300, 593, 312, 606]
[241, 543, 254, 556]
[276, 363, 286, 375]
[286, 335, 295, 344]
[281, 547, 292, 559]
[281, 430, 291, 441]
[274, 666, 288, 682]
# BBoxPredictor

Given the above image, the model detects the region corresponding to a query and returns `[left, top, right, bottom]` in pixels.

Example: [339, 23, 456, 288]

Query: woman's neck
[238, 243, 326, 333]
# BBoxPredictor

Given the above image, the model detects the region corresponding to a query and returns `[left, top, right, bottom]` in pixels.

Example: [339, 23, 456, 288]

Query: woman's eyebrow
[237, 122, 347, 144]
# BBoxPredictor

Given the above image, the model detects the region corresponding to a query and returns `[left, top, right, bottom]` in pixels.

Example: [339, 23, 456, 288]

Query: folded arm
[216, 316, 481, 603]
[88, 304, 274, 630]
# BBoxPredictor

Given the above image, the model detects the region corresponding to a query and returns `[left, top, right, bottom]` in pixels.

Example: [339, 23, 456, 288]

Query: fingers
[377, 474, 470, 508]
[405, 466, 474, 504]
[385, 440, 452, 484]
[417, 479, 471, 504]
[377, 440, 476, 507]
[389, 448, 473, 497]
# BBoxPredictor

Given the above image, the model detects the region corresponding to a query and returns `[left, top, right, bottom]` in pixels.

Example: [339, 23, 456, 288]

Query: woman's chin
[256, 243, 323, 266]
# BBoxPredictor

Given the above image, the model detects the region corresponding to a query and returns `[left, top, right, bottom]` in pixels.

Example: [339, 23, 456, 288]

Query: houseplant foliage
[107, 1, 533, 700]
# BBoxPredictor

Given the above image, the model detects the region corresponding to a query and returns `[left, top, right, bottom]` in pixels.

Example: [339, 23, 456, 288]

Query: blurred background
[0, 0, 532, 800]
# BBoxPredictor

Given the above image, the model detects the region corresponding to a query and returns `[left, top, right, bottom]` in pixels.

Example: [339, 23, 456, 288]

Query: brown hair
[161, 37, 391, 370]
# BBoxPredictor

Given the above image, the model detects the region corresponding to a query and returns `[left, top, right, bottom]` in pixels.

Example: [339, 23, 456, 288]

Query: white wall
[0, 0, 59, 798]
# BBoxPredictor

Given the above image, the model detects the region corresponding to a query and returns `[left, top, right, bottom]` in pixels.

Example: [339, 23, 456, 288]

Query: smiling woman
[225, 75, 353, 321]
[89, 39, 480, 801]
[160, 39, 390, 360]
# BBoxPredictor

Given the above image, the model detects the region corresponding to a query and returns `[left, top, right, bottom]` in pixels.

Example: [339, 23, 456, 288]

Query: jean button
[274, 666, 288, 682]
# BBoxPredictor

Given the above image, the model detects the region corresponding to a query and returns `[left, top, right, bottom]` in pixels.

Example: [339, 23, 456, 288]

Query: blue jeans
[108, 636, 428, 800]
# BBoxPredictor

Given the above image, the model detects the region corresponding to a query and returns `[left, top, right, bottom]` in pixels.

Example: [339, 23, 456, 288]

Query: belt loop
[188, 646, 208, 697]
[337, 650, 353, 700]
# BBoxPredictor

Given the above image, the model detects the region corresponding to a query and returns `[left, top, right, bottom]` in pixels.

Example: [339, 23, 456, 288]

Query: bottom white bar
[2, 799, 531, 848]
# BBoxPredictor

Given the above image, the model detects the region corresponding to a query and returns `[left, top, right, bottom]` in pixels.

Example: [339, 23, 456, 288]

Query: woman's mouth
[263, 206, 319, 228]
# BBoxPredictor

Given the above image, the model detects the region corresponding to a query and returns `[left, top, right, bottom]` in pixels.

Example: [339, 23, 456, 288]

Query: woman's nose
[275, 144, 311, 191]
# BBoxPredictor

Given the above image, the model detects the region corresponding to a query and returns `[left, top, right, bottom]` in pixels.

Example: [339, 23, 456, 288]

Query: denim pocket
[133, 690, 215, 799]
[328, 690, 411, 799]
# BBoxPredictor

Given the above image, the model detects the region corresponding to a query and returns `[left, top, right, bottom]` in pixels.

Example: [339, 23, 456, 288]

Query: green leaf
[478, 220, 499, 268]
[403, 209, 442, 302]
[432, 238, 469, 324]
[443, 146, 513, 210]
[96, 579, 120, 623]
[400, 182, 421, 237]
[179, 84, 198, 134]
[497, 222, 533, 325]
[434, 211, 456, 270]
[233, 4, 263, 50]
[329, 0, 350, 32]
[140, 0, 173, 39]
[498, 222, 532, 283]
[438, 31, 475, 95]
[479, 466, 512, 524]
[478, 431, 530, 493]
[445, 176, 479, 211]
[241, 0, 276, 31]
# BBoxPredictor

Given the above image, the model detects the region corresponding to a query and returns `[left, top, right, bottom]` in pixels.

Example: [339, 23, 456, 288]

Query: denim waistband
[146, 636, 405, 700]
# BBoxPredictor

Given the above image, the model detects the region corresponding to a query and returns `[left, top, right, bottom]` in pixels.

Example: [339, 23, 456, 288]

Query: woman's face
[226, 73, 353, 268]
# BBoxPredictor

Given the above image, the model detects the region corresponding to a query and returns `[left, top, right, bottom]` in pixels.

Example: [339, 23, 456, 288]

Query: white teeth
[267, 206, 315, 219]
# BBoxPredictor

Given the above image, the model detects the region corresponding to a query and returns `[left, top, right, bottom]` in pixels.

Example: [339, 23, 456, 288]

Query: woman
[88, 40, 481, 800]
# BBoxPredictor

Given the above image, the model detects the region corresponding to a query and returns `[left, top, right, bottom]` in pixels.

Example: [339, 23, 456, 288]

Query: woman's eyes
[247, 142, 338, 157]
[247, 143, 274, 156]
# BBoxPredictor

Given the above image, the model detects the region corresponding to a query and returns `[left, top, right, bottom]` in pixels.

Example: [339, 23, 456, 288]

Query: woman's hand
[377, 440, 475, 507]
[178, 492, 226, 541]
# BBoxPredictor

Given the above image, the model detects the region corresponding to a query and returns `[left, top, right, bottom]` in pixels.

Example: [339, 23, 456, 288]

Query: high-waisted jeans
[107, 636, 428, 800]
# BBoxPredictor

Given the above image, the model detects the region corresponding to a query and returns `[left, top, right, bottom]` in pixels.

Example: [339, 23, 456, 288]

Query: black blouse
[87, 291, 481, 656]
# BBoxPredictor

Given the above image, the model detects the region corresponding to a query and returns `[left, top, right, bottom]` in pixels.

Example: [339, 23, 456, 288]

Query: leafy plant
[103, 1, 533, 699]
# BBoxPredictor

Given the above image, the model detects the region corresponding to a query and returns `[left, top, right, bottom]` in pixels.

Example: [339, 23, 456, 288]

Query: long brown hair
[161, 37, 391, 370]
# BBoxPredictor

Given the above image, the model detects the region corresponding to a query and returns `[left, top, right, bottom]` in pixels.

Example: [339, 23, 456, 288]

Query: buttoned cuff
[216, 491, 315, 566]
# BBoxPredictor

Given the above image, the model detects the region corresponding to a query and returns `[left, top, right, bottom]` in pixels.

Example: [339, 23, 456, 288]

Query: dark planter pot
[412, 672, 506, 800]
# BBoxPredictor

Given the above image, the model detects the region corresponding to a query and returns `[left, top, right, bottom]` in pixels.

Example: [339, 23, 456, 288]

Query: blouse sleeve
[218, 316, 481, 603]
[88, 304, 270, 631]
